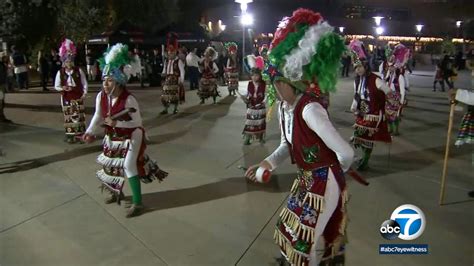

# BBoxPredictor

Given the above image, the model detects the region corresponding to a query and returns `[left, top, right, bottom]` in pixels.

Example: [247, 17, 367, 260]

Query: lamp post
[236, 0, 253, 72]
[373, 16, 384, 26]
[415, 24, 423, 41]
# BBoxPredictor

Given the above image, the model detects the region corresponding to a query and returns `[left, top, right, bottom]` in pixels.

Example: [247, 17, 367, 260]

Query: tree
[56, 0, 108, 43]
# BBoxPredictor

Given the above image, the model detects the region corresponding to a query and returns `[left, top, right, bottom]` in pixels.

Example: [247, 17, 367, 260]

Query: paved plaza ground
[0, 68, 472, 265]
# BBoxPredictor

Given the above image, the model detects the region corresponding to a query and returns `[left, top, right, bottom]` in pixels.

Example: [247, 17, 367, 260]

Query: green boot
[393, 119, 400, 136]
[357, 147, 372, 171]
[243, 135, 251, 145]
[126, 176, 143, 218]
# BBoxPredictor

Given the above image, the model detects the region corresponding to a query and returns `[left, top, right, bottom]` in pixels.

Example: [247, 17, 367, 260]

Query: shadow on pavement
[138, 173, 294, 213]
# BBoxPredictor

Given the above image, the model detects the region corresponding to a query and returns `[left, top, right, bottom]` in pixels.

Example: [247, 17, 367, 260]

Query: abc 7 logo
[380, 204, 426, 240]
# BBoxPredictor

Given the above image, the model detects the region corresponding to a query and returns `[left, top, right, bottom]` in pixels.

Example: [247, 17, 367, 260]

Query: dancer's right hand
[245, 161, 272, 182]
[82, 133, 95, 144]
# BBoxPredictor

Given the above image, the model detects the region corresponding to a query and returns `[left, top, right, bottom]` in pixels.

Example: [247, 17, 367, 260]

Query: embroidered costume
[160, 35, 185, 114]
[243, 68, 266, 144]
[384, 44, 409, 136]
[54, 39, 88, 143]
[262, 9, 354, 266]
[85, 43, 168, 218]
[454, 89, 474, 146]
[349, 40, 392, 170]
[198, 47, 219, 104]
[225, 42, 239, 96]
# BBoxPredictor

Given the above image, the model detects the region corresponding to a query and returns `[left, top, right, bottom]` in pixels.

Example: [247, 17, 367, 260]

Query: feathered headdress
[263, 8, 345, 108]
[98, 43, 138, 85]
[348, 39, 367, 67]
[392, 43, 410, 68]
[245, 54, 265, 72]
[224, 42, 238, 54]
[166, 32, 179, 53]
[204, 46, 218, 61]
[59, 39, 77, 62]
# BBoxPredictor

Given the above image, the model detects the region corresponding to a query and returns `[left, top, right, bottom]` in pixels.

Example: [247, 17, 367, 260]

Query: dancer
[54, 39, 88, 144]
[245, 9, 353, 266]
[225, 42, 239, 96]
[384, 44, 408, 136]
[83, 43, 168, 218]
[198, 47, 219, 104]
[349, 40, 392, 171]
[242, 67, 266, 145]
[160, 35, 185, 115]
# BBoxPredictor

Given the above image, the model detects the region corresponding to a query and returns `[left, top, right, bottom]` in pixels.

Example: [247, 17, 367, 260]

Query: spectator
[455, 50, 464, 70]
[341, 50, 351, 77]
[38, 50, 50, 91]
[0, 52, 10, 122]
[85, 48, 97, 81]
[2, 55, 14, 92]
[186, 47, 201, 90]
[50, 49, 61, 85]
[149, 48, 163, 87]
[441, 55, 455, 90]
[218, 50, 228, 86]
[10, 46, 29, 90]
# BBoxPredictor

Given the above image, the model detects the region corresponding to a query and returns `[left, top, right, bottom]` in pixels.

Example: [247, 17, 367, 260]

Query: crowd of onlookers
[0, 44, 236, 94]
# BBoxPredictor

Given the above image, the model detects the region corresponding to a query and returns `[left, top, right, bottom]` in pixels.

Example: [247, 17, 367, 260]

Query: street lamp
[338, 27, 345, 34]
[241, 13, 254, 26]
[235, 0, 253, 73]
[375, 26, 385, 35]
[456, 20, 462, 28]
[415, 24, 424, 33]
[373, 16, 384, 26]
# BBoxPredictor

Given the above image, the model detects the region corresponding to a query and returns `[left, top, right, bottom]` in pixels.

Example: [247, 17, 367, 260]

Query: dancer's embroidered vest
[282, 94, 339, 170]
[355, 73, 386, 116]
[60, 67, 84, 101]
[100, 89, 136, 137]
[247, 81, 265, 106]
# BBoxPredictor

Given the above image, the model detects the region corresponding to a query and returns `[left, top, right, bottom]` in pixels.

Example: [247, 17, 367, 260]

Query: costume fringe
[363, 114, 381, 122]
[303, 192, 325, 212]
[279, 208, 316, 243]
[96, 169, 125, 193]
[103, 137, 130, 151]
[97, 153, 124, 168]
[246, 108, 266, 115]
[274, 229, 310, 266]
[140, 158, 169, 183]
[244, 118, 266, 126]
[353, 123, 378, 134]
[351, 136, 374, 149]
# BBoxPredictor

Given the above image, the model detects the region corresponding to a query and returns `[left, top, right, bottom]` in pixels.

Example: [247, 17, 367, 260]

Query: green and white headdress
[263, 8, 346, 107]
[98, 43, 138, 85]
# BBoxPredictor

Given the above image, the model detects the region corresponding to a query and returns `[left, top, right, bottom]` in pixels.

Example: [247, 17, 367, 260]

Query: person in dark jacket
[38, 50, 50, 91]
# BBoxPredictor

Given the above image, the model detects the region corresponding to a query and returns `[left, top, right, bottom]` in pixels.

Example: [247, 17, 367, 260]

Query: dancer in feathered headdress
[384, 43, 408, 136]
[54, 38, 88, 144]
[224, 42, 239, 96]
[348, 39, 392, 171]
[241, 59, 267, 145]
[160, 33, 185, 114]
[244, 8, 354, 266]
[83, 43, 168, 218]
[198, 46, 220, 104]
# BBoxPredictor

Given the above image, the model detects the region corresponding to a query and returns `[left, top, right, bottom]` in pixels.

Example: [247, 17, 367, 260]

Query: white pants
[87, 65, 96, 80]
[309, 169, 341, 266]
[123, 129, 142, 178]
